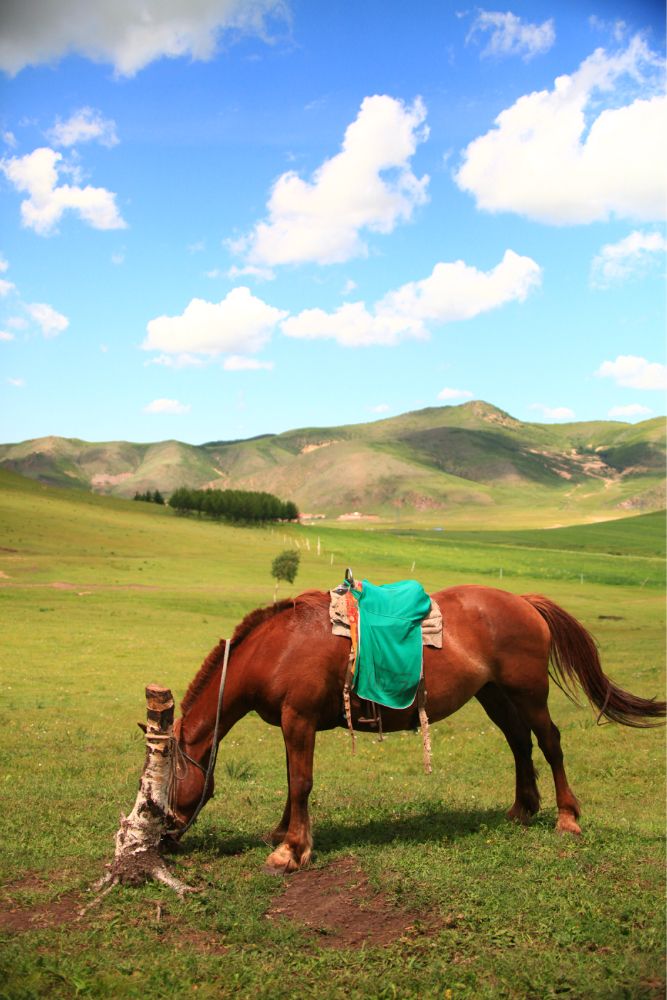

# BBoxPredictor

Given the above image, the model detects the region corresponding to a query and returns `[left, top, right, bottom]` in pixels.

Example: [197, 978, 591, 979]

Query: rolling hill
[1, 401, 664, 527]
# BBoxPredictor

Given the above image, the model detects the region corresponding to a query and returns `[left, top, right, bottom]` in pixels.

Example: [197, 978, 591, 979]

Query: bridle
[168, 635, 232, 836]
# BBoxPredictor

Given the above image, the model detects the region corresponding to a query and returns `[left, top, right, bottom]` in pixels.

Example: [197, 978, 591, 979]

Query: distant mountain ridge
[1, 401, 664, 525]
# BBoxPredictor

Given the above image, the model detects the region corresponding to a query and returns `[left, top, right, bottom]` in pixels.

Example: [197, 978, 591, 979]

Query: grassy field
[0, 470, 664, 999]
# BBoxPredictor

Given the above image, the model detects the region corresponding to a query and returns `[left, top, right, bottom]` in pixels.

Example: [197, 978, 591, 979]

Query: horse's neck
[182, 644, 250, 748]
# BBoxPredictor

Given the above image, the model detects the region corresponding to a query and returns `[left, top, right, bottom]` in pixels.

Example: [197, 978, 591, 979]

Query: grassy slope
[1, 402, 664, 526]
[0, 471, 664, 998]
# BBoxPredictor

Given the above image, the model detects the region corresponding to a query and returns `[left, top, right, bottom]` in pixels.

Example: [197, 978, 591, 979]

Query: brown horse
[170, 586, 664, 872]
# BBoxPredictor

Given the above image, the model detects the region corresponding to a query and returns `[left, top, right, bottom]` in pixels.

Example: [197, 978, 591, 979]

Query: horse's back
[431, 584, 551, 649]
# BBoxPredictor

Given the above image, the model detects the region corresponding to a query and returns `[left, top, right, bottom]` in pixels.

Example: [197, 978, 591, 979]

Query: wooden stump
[85, 684, 195, 910]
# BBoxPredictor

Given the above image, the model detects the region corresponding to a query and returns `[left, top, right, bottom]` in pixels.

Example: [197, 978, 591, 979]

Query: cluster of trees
[134, 490, 165, 505]
[168, 486, 299, 524]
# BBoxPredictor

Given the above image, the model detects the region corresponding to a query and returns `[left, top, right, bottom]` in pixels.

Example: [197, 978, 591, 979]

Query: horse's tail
[522, 594, 666, 728]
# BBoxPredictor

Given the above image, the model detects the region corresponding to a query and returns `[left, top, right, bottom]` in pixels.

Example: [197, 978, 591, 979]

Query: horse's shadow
[179, 803, 539, 859]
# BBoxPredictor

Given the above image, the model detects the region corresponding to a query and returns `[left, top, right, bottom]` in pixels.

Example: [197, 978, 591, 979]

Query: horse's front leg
[265, 708, 315, 873]
[267, 747, 290, 846]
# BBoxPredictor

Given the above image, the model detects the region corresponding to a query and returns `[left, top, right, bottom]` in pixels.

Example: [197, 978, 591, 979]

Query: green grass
[0, 471, 664, 999]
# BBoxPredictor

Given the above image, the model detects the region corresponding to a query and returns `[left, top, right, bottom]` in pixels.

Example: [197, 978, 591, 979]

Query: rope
[343, 648, 356, 755]
[171, 636, 232, 836]
[418, 678, 432, 775]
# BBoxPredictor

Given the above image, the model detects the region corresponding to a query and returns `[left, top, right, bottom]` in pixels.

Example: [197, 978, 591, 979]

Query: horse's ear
[137, 722, 147, 733]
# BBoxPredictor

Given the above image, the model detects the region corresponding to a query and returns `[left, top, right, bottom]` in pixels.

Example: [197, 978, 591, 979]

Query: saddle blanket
[329, 578, 443, 710]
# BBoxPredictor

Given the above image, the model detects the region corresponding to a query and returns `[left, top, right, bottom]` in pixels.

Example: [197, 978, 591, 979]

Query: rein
[169, 636, 232, 836]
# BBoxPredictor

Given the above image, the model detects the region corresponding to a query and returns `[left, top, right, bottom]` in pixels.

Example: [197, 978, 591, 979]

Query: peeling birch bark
[83, 685, 195, 912]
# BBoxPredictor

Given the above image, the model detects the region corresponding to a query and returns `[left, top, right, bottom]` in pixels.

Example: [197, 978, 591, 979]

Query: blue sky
[1, 0, 665, 445]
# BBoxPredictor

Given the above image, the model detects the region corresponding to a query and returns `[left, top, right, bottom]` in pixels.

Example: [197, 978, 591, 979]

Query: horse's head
[167, 717, 215, 834]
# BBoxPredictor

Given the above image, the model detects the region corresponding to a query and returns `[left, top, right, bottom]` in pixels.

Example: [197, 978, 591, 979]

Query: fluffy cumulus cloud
[529, 404, 576, 420]
[456, 36, 666, 224]
[143, 286, 287, 358]
[0, 0, 287, 77]
[26, 301, 69, 337]
[282, 249, 541, 347]
[608, 403, 652, 418]
[236, 95, 430, 267]
[591, 229, 667, 287]
[467, 10, 555, 60]
[144, 398, 191, 415]
[438, 387, 474, 401]
[46, 107, 118, 147]
[595, 355, 667, 391]
[1, 147, 126, 234]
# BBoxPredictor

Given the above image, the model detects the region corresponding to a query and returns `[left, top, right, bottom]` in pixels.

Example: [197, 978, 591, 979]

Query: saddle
[329, 569, 442, 773]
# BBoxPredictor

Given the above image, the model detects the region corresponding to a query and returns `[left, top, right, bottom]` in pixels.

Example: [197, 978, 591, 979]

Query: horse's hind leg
[475, 683, 540, 824]
[509, 686, 581, 835]
[265, 707, 315, 873]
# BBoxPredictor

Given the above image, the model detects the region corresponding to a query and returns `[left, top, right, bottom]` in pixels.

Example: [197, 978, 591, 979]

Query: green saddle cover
[350, 579, 432, 710]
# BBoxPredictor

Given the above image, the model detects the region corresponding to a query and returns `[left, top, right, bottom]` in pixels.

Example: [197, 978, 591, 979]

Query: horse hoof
[506, 805, 533, 826]
[265, 843, 300, 874]
[556, 813, 582, 836]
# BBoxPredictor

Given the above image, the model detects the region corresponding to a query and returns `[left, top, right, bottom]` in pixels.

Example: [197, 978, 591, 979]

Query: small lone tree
[271, 549, 300, 601]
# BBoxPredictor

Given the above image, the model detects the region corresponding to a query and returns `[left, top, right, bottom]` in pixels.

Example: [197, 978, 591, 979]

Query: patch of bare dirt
[265, 856, 435, 948]
[0, 870, 83, 934]
[0, 892, 82, 933]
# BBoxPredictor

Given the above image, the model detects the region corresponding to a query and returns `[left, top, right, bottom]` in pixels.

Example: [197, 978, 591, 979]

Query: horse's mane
[180, 590, 328, 714]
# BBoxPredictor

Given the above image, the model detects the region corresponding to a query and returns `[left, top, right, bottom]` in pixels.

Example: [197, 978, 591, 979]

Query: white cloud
[227, 263, 275, 281]
[369, 403, 390, 413]
[223, 355, 274, 370]
[147, 352, 206, 369]
[0, 278, 16, 296]
[595, 355, 667, 391]
[7, 316, 28, 330]
[143, 398, 191, 415]
[3, 130, 17, 148]
[111, 250, 125, 265]
[438, 387, 474, 401]
[237, 94, 429, 267]
[608, 403, 652, 418]
[456, 36, 666, 224]
[529, 404, 576, 420]
[26, 301, 69, 337]
[283, 249, 541, 347]
[0, 331, 15, 341]
[47, 107, 118, 147]
[591, 229, 666, 287]
[143, 286, 287, 357]
[341, 279, 357, 296]
[0, 257, 9, 272]
[589, 16, 628, 43]
[467, 10, 555, 60]
[0, 0, 287, 77]
[2, 147, 126, 234]
[7, 377, 25, 387]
